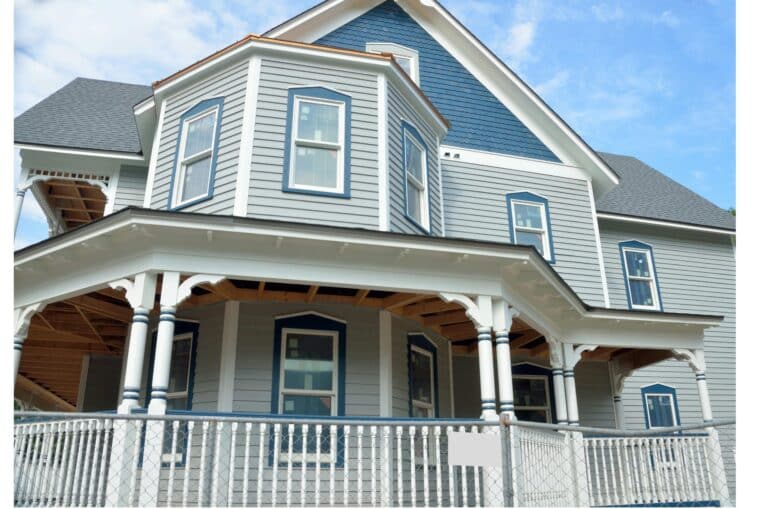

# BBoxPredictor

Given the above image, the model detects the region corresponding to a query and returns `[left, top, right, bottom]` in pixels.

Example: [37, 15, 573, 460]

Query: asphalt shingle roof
[14, 77, 152, 155]
[596, 152, 735, 231]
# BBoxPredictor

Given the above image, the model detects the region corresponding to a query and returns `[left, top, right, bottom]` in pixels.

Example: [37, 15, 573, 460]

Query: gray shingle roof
[15, 78, 152, 155]
[596, 152, 735, 231]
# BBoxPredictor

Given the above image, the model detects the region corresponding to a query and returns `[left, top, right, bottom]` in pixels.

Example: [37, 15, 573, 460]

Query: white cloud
[591, 3, 624, 22]
[534, 70, 570, 97]
[653, 10, 681, 28]
[503, 22, 537, 66]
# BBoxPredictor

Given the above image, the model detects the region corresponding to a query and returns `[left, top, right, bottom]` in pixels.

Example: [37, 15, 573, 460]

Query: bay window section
[402, 122, 430, 232]
[619, 240, 662, 311]
[283, 87, 351, 197]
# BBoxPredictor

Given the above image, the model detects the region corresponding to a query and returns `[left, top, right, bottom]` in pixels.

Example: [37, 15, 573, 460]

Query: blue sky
[14, 0, 735, 247]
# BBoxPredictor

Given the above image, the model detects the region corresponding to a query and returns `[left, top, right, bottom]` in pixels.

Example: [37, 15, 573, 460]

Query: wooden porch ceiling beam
[354, 289, 370, 305]
[423, 310, 470, 327]
[401, 299, 461, 317]
[28, 324, 107, 346]
[73, 305, 107, 346]
[15, 375, 77, 411]
[582, 347, 621, 362]
[383, 293, 427, 311]
[306, 285, 319, 303]
[66, 295, 132, 322]
[508, 330, 543, 349]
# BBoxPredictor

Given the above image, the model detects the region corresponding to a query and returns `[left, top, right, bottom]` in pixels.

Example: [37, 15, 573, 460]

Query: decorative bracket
[14, 303, 45, 338]
[547, 337, 564, 369]
[563, 343, 598, 370]
[109, 272, 158, 310]
[438, 293, 493, 329]
[672, 348, 706, 373]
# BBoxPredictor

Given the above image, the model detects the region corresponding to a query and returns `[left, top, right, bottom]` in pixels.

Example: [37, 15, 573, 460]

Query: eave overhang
[15, 208, 721, 351]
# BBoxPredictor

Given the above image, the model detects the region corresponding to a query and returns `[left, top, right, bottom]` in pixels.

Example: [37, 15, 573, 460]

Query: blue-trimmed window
[407, 334, 439, 418]
[145, 320, 199, 466]
[512, 363, 555, 423]
[271, 312, 347, 465]
[366, 42, 420, 84]
[506, 192, 555, 262]
[168, 98, 224, 210]
[402, 122, 430, 233]
[641, 384, 681, 429]
[283, 87, 352, 197]
[619, 240, 663, 311]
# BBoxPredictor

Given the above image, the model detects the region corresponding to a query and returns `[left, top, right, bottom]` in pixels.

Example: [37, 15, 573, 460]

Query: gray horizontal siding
[387, 83, 443, 236]
[247, 58, 380, 229]
[150, 60, 249, 215]
[599, 220, 736, 495]
[441, 159, 605, 306]
[112, 165, 147, 211]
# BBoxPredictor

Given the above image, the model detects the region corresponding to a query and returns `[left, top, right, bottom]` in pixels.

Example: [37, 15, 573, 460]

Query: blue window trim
[407, 333, 439, 418]
[506, 191, 556, 263]
[141, 320, 199, 468]
[282, 87, 352, 198]
[641, 383, 681, 430]
[618, 240, 664, 311]
[269, 312, 347, 468]
[511, 362, 557, 423]
[401, 121, 432, 235]
[166, 97, 225, 211]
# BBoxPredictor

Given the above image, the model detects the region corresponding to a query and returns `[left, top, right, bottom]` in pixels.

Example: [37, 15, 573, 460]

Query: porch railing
[14, 411, 733, 507]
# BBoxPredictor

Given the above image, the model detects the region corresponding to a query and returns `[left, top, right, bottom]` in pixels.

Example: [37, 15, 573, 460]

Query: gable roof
[14, 77, 152, 155]
[596, 152, 735, 231]
[264, 0, 621, 195]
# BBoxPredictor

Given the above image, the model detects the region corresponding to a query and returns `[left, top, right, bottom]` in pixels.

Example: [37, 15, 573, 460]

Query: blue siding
[315, 0, 559, 162]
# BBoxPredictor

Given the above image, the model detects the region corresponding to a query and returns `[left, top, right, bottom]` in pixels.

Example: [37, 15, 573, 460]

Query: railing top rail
[500, 414, 734, 436]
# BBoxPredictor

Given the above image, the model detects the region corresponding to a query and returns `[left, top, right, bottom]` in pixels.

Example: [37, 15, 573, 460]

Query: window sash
[510, 200, 550, 259]
[289, 97, 345, 193]
[645, 393, 677, 428]
[173, 109, 218, 207]
[404, 132, 429, 229]
[278, 328, 339, 416]
[409, 345, 435, 415]
[512, 374, 552, 423]
[622, 248, 660, 309]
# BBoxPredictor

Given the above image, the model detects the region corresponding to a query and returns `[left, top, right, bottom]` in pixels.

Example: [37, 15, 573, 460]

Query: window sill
[404, 214, 431, 235]
[168, 192, 214, 211]
[281, 185, 350, 199]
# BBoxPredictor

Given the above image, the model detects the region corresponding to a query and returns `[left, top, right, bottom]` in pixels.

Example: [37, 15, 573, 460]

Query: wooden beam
[423, 310, 470, 327]
[66, 295, 132, 322]
[582, 347, 621, 362]
[33, 313, 56, 330]
[509, 330, 543, 349]
[440, 322, 478, 340]
[306, 285, 319, 303]
[28, 325, 105, 345]
[401, 299, 460, 317]
[354, 289, 370, 305]
[383, 293, 427, 311]
[257, 281, 266, 298]
[73, 305, 107, 346]
[528, 341, 550, 357]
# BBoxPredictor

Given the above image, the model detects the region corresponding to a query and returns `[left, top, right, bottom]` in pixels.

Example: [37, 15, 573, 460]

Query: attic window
[366, 42, 420, 85]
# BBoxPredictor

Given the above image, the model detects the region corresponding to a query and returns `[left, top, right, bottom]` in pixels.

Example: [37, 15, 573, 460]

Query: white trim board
[14, 144, 145, 162]
[217, 301, 240, 412]
[233, 57, 262, 217]
[596, 213, 736, 236]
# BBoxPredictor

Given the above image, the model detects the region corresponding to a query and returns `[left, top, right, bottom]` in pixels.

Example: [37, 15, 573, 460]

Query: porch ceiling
[36, 178, 107, 229]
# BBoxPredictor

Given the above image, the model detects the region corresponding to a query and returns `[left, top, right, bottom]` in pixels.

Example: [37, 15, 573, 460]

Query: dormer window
[283, 87, 352, 198]
[366, 42, 420, 85]
[402, 121, 430, 233]
[169, 98, 224, 209]
[506, 192, 556, 262]
[619, 240, 663, 311]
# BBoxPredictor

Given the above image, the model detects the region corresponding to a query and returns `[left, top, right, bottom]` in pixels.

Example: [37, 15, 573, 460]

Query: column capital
[672, 348, 706, 373]
[110, 272, 158, 310]
[547, 338, 564, 369]
[563, 343, 598, 370]
[438, 293, 493, 329]
[15, 302, 45, 338]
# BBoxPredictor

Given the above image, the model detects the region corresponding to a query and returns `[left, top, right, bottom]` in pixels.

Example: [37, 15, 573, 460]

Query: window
[169, 98, 224, 209]
[513, 376, 551, 423]
[402, 122, 430, 232]
[283, 87, 351, 197]
[507, 192, 555, 262]
[619, 240, 662, 311]
[408, 335, 438, 418]
[641, 384, 680, 429]
[366, 43, 420, 84]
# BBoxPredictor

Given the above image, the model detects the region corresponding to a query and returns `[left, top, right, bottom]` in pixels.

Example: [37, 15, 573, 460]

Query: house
[13, 0, 735, 507]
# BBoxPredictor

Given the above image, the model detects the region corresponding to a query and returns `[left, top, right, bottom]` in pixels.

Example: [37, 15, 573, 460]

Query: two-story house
[13, 1, 735, 507]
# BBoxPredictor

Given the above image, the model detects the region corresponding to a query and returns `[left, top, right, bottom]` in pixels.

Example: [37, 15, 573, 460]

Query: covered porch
[14, 208, 731, 506]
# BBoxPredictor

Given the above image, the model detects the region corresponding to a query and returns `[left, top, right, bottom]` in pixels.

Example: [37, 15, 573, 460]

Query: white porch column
[14, 303, 45, 379]
[492, 299, 517, 418]
[562, 343, 597, 426]
[608, 360, 629, 429]
[14, 187, 28, 236]
[548, 339, 568, 425]
[110, 273, 158, 414]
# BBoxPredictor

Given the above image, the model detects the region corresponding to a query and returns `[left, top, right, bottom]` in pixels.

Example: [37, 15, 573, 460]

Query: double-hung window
[512, 375, 552, 423]
[366, 43, 420, 84]
[507, 192, 555, 262]
[170, 98, 223, 209]
[278, 328, 339, 417]
[641, 384, 680, 429]
[409, 346, 436, 418]
[619, 240, 662, 310]
[403, 123, 430, 232]
[284, 87, 351, 197]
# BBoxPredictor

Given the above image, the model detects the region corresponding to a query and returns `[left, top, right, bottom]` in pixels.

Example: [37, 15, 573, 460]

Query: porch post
[492, 299, 517, 418]
[14, 303, 45, 379]
[14, 186, 27, 237]
[608, 360, 628, 429]
[547, 339, 568, 425]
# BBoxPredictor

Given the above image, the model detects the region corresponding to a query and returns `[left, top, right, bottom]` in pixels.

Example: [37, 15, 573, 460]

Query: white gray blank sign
[447, 429, 502, 468]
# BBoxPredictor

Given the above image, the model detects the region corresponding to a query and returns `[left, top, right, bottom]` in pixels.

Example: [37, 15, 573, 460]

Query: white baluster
[71, 421, 87, 505]
[357, 426, 364, 507]
[382, 426, 391, 507]
[329, 424, 337, 507]
[128, 421, 142, 507]
[168, 421, 180, 507]
[54, 422, 72, 507]
[371, 426, 378, 507]
[228, 422, 239, 507]
[96, 419, 110, 507]
[39, 424, 56, 505]
[300, 424, 308, 508]
[256, 423, 266, 508]
[396, 426, 404, 507]
[314, 425, 322, 507]
[459, 426, 468, 508]
[182, 421, 195, 507]
[435, 427, 442, 507]
[13, 425, 28, 501]
[87, 420, 103, 507]
[79, 421, 95, 506]
[271, 423, 280, 508]
[343, 425, 350, 507]
[212, 422, 224, 506]
[447, 427, 455, 508]
[23, 424, 41, 503]
[243, 422, 253, 507]
[286, 423, 295, 507]
[409, 426, 416, 506]
[422, 426, 430, 507]
[47, 422, 65, 506]
[199, 421, 211, 508]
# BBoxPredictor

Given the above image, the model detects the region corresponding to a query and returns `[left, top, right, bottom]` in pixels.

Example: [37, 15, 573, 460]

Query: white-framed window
[508, 197, 552, 260]
[409, 345, 436, 418]
[288, 96, 346, 194]
[366, 42, 420, 84]
[620, 242, 661, 310]
[644, 393, 678, 428]
[171, 105, 220, 208]
[403, 126, 430, 231]
[162, 331, 195, 463]
[278, 328, 339, 417]
[512, 375, 551, 423]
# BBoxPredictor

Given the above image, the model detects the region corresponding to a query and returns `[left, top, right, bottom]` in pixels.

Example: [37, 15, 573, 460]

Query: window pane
[166, 396, 189, 411]
[625, 251, 651, 278]
[184, 112, 215, 157]
[515, 230, 545, 255]
[294, 146, 339, 189]
[514, 203, 543, 229]
[168, 338, 191, 394]
[410, 349, 433, 405]
[514, 409, 548, 423]
[405, 138, 424, 182]
[412, 406, 433, 418]
[297, 101, 339, 144]
[648, 395, 675, 427]
[180, 157, 212, 202]
[629, 279, 655, 307]
[513, 378, 548, 407]
[282, 395, 333, 416]
[284, 333, 334, 391]
[406, 181, 423, 223]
